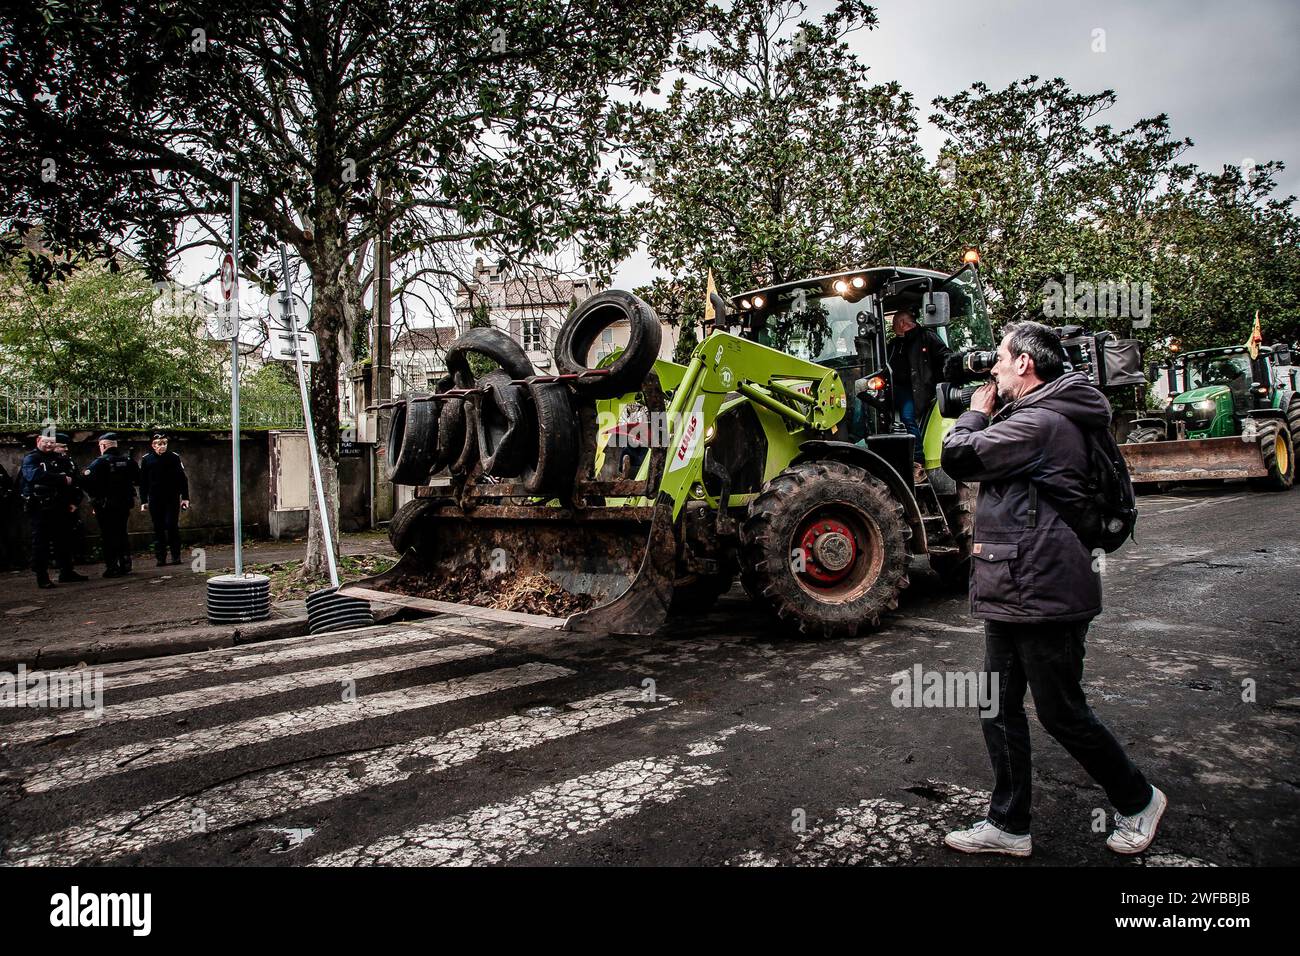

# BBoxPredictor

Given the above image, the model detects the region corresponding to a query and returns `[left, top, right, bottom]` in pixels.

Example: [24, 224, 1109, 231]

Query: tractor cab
[730, 264, 995, 466]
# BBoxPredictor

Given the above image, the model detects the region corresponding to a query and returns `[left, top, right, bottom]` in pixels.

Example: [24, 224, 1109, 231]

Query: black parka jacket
[887, 326, 953, 420]
[940, 372, 1112, 623]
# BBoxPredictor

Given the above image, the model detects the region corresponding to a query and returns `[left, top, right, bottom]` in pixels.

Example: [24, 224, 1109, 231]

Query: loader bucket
[339, 497, 677, 636]
[1120, 436, 1270, 483]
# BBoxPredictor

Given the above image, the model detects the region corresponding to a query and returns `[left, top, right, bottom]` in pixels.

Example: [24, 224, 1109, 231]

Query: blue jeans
[980, 618, 1151, 834]
[897, 394, 923, 463]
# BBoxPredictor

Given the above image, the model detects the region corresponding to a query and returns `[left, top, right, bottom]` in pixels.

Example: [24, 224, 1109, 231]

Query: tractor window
[937, 267, 996, 352]
[757, 294, 861, 363]
[1187, 355, 1251, 391]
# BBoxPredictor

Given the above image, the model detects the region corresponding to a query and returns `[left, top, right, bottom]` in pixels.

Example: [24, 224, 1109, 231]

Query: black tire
[386, 394, 440, 485]
[554, 289, 662, 399]
[474, 370, 533, 477]
[1286, 395, 1300, 449]
[668, 571, 736, 615]
[518, 380, 578, 495]
[1126, 426, 1164, 444]
[388, 498, 436, 555]
[1251, 420, 1295, 491]
[740, 460, 910, 638]
[927, 479, 976, 591]
[445, 327, 535, 382]
[449, 396, 480, 476]
[433, 374, 467, 474]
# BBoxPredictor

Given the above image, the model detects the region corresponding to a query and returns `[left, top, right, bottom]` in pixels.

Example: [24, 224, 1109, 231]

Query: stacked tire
[384, 290, 664, 511]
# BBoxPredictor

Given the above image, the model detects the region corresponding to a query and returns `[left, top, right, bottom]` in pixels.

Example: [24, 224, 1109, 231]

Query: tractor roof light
[850, 275, 866, 289]
[752, 294, 765, 308]
[740, 298, 752, 310]
[833, 279, 850, 296]
[962, 248, 980, 265]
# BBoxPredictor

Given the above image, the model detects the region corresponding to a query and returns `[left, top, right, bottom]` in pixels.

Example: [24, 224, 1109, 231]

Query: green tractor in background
[351, 263, 995, 638]
[1122, 343, 1299, 490]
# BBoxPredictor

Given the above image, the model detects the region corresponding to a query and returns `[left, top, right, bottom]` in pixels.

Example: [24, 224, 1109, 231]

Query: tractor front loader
[1121, 343, 1299, 490]
[344, 265, 994, 638]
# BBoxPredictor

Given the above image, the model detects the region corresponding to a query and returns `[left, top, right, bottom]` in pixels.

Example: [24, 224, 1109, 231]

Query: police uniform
[18, 434, 87, 587]
[84, 433, 141, 577]
[140, 435, 189, 565]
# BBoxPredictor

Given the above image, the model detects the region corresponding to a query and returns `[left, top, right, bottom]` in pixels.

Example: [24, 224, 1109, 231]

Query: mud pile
[388, 564, 595, 617]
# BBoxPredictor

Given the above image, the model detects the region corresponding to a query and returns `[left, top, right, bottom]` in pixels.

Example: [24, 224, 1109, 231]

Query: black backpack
[1031, 425, 1137, 554]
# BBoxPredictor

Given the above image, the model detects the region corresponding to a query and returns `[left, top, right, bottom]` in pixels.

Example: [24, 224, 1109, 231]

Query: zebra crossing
[0, 616, 1164, 867]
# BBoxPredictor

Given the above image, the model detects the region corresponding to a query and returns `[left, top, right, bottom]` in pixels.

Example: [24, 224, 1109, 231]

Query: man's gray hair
[1003, 321, 1065, 381]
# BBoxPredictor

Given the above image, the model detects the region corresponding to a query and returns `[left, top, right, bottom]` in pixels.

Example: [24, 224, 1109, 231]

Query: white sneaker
[1107, 786, 1168, 855]
[943, 819, 1032, 857]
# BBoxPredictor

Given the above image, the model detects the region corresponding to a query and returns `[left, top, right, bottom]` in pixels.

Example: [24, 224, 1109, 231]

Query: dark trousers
[28, 505, 72, 580]
[96, 504, 132, 572]
[149, 496, 182, 561]
[981, 618, 1151, 834]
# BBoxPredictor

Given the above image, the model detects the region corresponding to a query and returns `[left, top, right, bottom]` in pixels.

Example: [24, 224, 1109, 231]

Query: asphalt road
[1, 484, 1296, 867]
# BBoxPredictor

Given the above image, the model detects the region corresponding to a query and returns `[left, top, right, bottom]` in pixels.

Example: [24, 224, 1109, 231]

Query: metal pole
[280, 243, 340, 588]
[231, 180, 244, 576]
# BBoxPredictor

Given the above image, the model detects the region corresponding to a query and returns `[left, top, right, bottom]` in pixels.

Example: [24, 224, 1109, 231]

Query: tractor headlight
[1172, 403, 1184, 412]
[1197, 400, 1215, 412]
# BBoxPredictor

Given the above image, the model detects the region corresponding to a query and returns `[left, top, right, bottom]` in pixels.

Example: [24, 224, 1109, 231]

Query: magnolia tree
[1, 0, 695, 574]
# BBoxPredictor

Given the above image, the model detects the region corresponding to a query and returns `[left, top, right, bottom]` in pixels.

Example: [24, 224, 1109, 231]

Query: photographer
[938, 321, 1165, 858]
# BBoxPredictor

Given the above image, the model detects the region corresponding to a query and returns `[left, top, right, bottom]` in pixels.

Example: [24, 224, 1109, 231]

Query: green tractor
[1121, 343, 1299, 490]
[348, 263, 995, 638]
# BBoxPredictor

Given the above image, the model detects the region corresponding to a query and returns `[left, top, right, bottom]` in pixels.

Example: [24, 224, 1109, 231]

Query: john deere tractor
[347, 263, 995, 638]
[1122, 343, 1299, 490]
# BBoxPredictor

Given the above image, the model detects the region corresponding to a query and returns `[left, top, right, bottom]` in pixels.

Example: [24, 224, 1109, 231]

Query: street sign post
[279, 244, 340, 589]
[229, 184, 243, 576]
[268, 327, 320, 363]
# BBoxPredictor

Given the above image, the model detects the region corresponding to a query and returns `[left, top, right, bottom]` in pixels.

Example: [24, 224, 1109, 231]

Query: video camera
[935, 350, 997, 418]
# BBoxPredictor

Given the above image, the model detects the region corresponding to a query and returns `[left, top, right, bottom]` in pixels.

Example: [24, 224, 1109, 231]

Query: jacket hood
[1004, 371, 1112, 428]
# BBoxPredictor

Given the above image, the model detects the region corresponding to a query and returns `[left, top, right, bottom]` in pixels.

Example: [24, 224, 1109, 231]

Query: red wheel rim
[798, 515, 857, 586]
[789, 504, 885, 601]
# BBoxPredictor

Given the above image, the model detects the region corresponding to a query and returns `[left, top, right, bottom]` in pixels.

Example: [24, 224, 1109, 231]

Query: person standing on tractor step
[886, 306, 952, 483]
[84, 432, 140, 577]
[140, 432, 189, 566]
[939, 321, 1166, 857]
[19, 433, 89, 588]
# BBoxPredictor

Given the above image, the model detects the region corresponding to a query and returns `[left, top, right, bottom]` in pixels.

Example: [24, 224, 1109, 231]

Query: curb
[1, 604, 403, 672]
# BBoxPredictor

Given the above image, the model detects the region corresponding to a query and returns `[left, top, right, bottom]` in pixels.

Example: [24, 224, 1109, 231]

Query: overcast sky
[613, 0, 1300, 289]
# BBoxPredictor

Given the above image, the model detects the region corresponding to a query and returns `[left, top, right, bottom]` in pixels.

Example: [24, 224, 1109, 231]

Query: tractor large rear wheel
[1251, 421, 1295, 491]
[740, 460, 910, 638]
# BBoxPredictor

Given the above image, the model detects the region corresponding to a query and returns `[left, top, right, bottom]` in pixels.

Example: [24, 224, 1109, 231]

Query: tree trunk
[304, 249, 345, 580]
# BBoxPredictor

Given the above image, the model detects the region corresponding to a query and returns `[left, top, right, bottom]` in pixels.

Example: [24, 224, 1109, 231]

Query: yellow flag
[1247, 311, 1263, 359]
[703, 269, 717, 327]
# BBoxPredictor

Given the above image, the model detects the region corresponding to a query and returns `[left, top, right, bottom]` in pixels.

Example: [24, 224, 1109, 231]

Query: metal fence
[0, 389, 304, 430]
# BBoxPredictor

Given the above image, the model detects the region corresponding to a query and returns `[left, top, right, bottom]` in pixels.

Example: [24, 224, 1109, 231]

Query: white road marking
[19, 662, 573, 794]
[13, 623, 464, 704]
[1143, 495, 1243, 516]
[312, 755, 723, 867]
[310, 724, 762, 867]
[4, 643, 494, 746]
[4, 688, 672, 866]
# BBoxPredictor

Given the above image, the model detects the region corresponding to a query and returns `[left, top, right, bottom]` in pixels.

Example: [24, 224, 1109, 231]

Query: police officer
[139, 432, 189, 566]
[19, 432, 89, 588]
[52, 435, 87, 566]
[84, 432, 141, 577]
